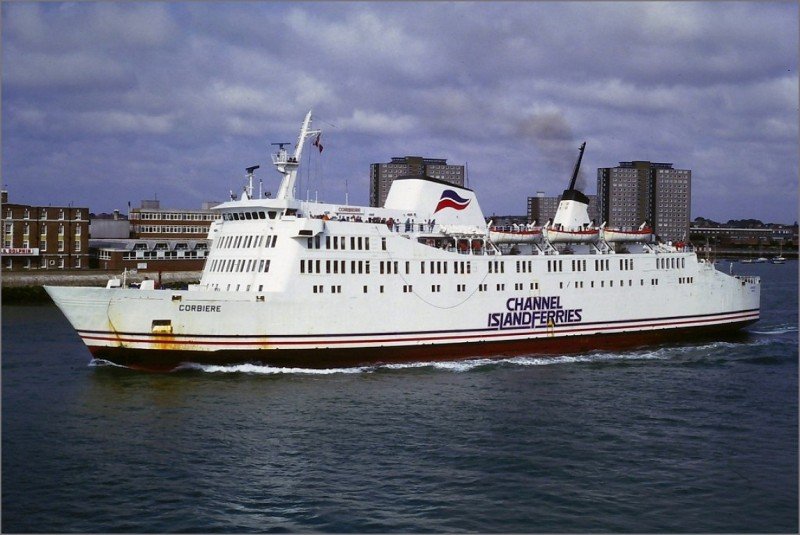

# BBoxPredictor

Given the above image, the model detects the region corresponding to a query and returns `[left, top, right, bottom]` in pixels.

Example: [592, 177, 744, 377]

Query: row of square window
[297, 256, 685, 276]
[120, 251, 205, 260]
[134, 213, 216, 221]
[4, 225, 80, 236]
[299, 259, 477, 276]
[135, 226, 210, 234]
[6, 210, 82, 220]
[307, 234, 374, 251]
[308, 282, 542, 295]
[558, 278, 679, 289]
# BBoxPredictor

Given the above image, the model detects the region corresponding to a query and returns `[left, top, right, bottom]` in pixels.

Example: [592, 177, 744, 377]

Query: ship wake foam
[88, 358, 130, 369]
[175, 350, 674, 375]
[174, 362, 371, 375]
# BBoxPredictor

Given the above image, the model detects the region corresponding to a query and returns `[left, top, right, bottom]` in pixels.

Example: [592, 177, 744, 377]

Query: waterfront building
[1, 190, 90, 271]
[129, 199, 221, 239]
[92, 238, 209, 272]
[90, 200, 220, 272]
[527, 192, 598, 225]
[370, 156, 464, 207]
[597, 161, 691, 242]
[689, 225, 796, 247]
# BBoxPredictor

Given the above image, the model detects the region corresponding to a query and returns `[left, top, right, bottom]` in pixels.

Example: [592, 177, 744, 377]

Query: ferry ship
[46, 111, 761, 370]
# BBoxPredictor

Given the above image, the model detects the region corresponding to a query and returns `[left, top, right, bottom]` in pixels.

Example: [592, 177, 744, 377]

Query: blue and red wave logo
[434, 189, 471, 213]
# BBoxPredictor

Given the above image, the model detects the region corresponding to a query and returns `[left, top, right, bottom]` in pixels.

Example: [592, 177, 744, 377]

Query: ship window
[271, 236, 277, 247]
[380, 285, 384, 293]
[268, 211, 277, 219]
[245, 212, 252, 220]
[326, 236, 330, 249]
[381, 237, 387, 250]
[233, 213, 240, 221]
[258, 212, 266, 219]
[363, 285, 368, 293]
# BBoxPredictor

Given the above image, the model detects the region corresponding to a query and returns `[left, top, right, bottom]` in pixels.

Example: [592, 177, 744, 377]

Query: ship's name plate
[178, 304, 221, 313]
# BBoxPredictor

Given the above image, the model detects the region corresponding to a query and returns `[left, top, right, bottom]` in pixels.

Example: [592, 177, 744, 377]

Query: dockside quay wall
[1, 270, 202, 288]
[1, 270, 202, 304]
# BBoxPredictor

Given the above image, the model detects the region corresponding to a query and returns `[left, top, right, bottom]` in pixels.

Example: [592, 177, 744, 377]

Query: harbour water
[2, 261, 797, 533]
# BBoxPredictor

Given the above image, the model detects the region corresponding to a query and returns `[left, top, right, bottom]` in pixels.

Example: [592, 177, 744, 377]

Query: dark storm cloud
[2, 1, 797, 223]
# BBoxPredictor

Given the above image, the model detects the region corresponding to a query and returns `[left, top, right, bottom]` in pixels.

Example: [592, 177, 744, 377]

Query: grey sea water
[2, 261, 797, 533]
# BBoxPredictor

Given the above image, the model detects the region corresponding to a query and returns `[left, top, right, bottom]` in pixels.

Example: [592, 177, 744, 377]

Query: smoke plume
[516, 110, 586, 192]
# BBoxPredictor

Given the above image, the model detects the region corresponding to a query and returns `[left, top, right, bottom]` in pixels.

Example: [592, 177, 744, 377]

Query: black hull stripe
[87, 319, 760, 371]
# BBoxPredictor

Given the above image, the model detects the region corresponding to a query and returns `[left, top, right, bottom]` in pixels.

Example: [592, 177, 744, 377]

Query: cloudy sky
[3, 2, 798, 223]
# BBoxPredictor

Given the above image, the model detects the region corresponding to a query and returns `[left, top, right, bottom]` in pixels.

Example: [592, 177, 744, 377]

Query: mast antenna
[273, 110, 320, 200]
[245, 165, 260, 199]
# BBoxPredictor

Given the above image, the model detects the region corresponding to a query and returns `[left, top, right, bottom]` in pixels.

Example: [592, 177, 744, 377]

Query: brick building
[1, 190, 90, 270]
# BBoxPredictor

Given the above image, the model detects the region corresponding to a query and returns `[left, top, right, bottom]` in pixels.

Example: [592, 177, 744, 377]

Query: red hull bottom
[87, 319, 758, 372]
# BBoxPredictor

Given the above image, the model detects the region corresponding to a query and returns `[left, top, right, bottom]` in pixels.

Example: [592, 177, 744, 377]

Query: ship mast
[274, 110, 321, 200]
[567, 141, 586, 191]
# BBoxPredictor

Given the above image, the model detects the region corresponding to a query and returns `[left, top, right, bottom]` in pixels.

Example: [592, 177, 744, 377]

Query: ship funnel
[551, 142, 591, 231]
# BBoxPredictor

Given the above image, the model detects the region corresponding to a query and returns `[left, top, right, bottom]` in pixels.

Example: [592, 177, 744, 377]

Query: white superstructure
[46, 112, 760, 370]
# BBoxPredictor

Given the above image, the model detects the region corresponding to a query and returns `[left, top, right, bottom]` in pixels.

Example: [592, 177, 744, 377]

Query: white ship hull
[46, 242, 759, 370]
[45, 112, 760, 370]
